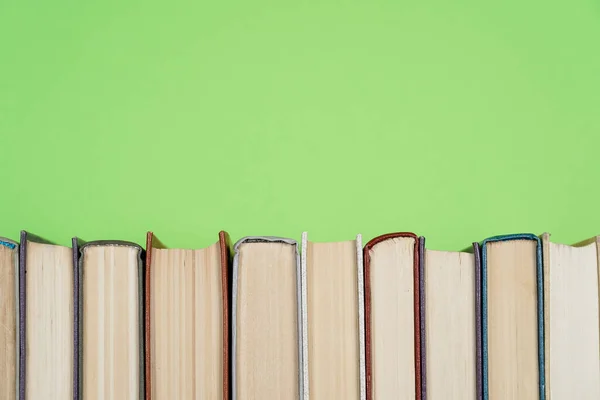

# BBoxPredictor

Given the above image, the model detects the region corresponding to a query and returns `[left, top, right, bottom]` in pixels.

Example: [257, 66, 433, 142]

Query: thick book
[481, 234, 545, 400]
[145, 231, 230, 400]
[78, 239, 144, 400]
[422, 237, 482, 400]
[232, 236, 302, 399]
[542, 233, 600, 399]
[19, 231, 76, 400]
[363, 232, 421, 400]
[301, 232, 366, 400]
[0, 237, 18, 400]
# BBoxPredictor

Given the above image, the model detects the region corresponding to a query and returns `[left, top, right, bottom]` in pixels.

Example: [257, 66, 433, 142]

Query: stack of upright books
[0, 230, 598, 399]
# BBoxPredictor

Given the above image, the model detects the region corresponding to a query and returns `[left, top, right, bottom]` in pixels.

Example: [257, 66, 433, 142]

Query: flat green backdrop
[1, 1, 599, 250]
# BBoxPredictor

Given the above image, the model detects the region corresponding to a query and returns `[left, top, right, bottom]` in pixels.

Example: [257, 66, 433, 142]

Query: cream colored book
[146, 231, 229, 400]
[542, 233, 600, 400]
[232, 237, 301, 400]
[424, 240, 480, 400]
[20, 232, 74, 400]
[81, 240, 143, 400]
[301, 232, 366, 400]
[0, 238, 18, 400]
[363, 233, 420, 400]
[482, 234, 544, 400]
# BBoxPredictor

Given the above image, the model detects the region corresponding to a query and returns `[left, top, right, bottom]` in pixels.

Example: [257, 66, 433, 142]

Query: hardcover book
[144, 231, 230, 400]
[79, 239, 144, 400]
[542, 233, 600, 399]
[232, 236, 302, 399]
[481, 234, 545, 400]
[301, 232, 366, 400]
[422, 237, 482, 400]
[363, 233, 421, 400]
[19, 231, 75, 400]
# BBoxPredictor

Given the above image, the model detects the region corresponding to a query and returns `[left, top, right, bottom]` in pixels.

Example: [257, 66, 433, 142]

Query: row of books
[0, 230, 599, 400]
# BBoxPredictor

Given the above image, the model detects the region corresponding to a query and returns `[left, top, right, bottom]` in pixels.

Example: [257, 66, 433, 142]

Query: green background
[1, 1, 599, 250]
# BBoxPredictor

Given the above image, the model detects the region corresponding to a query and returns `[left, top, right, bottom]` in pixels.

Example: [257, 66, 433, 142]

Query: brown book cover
[144, 231, 231, 400]
[363, 232, 421, 400]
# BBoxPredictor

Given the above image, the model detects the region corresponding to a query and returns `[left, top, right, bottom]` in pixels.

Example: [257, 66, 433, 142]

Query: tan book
[542, 233, 600, 399]
[19, 231, 76, 400]
[80, 240, 143, 400]
[19, 232, 74, 400]
[363, 233, 420, 400]
[232, 237, 301, 400]
[145, 232, 230, 400]
[301, 232, 366, 400]
[482, 234, 544, 400]
[423, 239, 481, 400]
[0, 238, 18, 400]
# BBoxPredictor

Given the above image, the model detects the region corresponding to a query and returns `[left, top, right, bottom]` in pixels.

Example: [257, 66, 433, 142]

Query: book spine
[18, 231, 26, 400]
[301, 232, 309, 400]
[356, 234, 366, 400]
[72, 238, 82, 400]
[419, 237, 426, 400]
[473, 242, 482, 400]
[218, 231, 231, 400]
[144, 232, 154, 400]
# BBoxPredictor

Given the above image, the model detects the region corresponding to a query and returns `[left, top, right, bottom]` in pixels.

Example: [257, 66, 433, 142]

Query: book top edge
[364, 232, 418, 251]
[79, 240, 143, 252]
[481, 233, 540, 246]
[20, 231, 55, 245]
[0, 237, 17, 249]
[233, 236, 297, 252]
